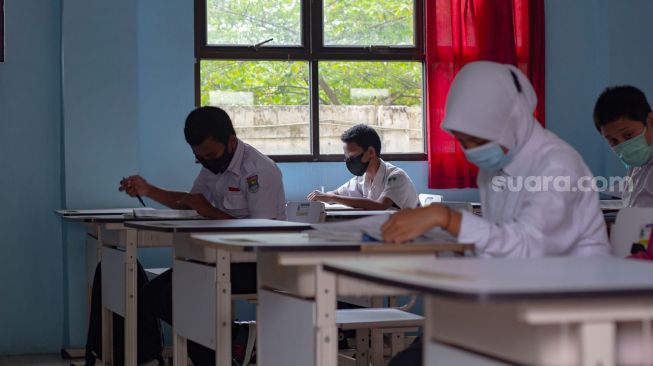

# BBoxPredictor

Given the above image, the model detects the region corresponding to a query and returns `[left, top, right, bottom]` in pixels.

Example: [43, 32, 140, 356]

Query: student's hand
[119, 175, 151, 197]
[307, 191, 335, 203]
[177, 193, 215, 217]
[381, 205, 447, 243]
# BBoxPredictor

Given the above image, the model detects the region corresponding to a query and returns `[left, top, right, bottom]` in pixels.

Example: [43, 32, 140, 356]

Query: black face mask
[345, 153, 369, 176]
[198, 149, 234, 175]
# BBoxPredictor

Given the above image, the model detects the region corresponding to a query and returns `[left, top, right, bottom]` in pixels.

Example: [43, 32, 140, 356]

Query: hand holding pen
[119, 176, 148, 207]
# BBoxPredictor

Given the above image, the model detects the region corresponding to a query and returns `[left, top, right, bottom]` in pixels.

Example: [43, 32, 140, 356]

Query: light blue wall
[0, 0, 64, 354]
[545, 0, 653, 179]
[60, 0, 143, 349]
[3, 0, 653, 355]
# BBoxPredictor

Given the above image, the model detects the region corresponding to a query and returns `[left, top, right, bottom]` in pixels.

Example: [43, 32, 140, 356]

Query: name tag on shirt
[228, 186, 241, 192]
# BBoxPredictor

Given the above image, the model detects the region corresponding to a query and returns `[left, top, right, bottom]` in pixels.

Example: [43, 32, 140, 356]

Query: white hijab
[441, 61, 540, 156]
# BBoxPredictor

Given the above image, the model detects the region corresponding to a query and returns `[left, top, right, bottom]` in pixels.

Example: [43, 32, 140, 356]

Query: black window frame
[194, 0, 426, 162]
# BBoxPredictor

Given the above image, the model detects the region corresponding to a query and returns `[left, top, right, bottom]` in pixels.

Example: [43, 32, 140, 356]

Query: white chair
[285, 202, 420, 364]
[285, 201, 326, 223]
[418, 193, 443, 206]
[609, 207, 653, 257]
[337, 308, 423, 366]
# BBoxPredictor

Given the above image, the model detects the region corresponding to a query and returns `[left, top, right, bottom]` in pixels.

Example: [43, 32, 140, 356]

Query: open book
[308, 214, 457, 243]
[132, 208, 203, 219]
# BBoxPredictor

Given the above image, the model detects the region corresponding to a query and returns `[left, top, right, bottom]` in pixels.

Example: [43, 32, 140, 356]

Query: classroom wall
[3, 0, 653, 355]
[0, 0, 65, 354]
[545, 0, 653, 179]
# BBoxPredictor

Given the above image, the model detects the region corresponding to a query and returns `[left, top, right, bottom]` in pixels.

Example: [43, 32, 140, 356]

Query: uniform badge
[388, 176, 397, 186]
[247, 175, 260, 193]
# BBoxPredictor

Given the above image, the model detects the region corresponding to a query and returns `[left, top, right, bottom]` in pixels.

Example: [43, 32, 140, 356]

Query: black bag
[85, 262, 163, 366]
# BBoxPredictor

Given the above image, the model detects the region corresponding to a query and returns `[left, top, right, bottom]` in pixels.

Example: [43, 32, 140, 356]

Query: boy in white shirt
[593, 86, 653, 207]
[307, 124, 419, 209]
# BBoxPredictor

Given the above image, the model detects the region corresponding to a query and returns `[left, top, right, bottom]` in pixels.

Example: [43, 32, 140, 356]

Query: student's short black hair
[341, 124, 382, 156]
[593, 86, 652, 130]
[184, 106, 236, 146]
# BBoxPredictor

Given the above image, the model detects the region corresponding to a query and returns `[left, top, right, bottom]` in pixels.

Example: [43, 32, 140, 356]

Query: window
[195, 0, 425, 161]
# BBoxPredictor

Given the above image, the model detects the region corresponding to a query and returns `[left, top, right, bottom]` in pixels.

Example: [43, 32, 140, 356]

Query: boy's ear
[366, 146, 377, 159]
[647, 112, 653, 128]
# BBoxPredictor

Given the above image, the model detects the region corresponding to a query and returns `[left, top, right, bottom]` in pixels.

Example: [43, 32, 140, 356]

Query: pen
[123, 176, 146, 207]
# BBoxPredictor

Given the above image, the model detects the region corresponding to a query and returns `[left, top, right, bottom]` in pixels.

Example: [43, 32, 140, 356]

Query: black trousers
[388, 338, 422, 366]
[86, 262, 257, 366]
[85, 263, 163, 366]
[141, 264, 258, 366]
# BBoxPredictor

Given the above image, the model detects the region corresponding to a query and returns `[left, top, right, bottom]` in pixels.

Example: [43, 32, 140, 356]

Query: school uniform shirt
[190, 139, 286, 219]
[441, 61, 610, 258]
[330, 160, 419, 209]
[623, 159, 653, 207]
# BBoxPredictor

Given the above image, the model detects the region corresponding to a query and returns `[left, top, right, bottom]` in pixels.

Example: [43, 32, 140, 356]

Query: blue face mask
[464, 142, 512, 172]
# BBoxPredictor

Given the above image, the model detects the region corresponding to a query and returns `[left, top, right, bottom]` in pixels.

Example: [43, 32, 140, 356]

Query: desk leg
[355, 330, 370, 366]
[423, 296, 435, 365]
[370, 328, 384, 365]
[124, 229, 138, 366]
[370, 297, 384, 365]
[216, 249, 232, 366]
[101, 306, 113, 365]
[580, 321, 615, 366]
[100, 224, 112, 366]
[173, 333, 188, 366]
[315, 265, 337, 366]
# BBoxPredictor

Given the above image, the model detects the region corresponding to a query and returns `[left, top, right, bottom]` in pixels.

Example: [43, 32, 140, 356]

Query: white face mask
[464, 142, 513, 171]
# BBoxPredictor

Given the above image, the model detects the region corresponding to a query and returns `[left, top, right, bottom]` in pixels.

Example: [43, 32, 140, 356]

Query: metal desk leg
[215, 249, 232, 366]
[315, 265, 337, 366]
[124, 229, 138, 366]
[173, 333, 188, 366]
[580, 321, 615, 366]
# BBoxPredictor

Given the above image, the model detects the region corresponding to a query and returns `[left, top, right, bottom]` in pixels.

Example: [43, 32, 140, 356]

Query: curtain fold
[426, 0, 545, 189]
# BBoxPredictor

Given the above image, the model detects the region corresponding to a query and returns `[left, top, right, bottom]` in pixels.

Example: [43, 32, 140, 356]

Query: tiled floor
[0, 355, 69, 366]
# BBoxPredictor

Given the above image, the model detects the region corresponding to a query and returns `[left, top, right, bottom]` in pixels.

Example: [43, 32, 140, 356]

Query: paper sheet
[308, 214, 457, 242]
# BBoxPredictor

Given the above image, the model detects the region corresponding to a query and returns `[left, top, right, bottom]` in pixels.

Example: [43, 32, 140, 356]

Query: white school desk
[324, 257, 653, 366]
[55, 209, 144, 360]
[58, 212, 211, 365]
[190, 232, 474, 366]
[123, 220, 311, 366]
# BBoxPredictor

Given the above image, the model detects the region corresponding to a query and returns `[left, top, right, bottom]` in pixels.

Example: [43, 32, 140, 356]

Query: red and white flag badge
[247, 175, 259, 193]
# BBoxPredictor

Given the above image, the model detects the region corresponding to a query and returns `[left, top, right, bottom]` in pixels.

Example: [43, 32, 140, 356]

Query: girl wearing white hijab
[382, 61, 610, 258]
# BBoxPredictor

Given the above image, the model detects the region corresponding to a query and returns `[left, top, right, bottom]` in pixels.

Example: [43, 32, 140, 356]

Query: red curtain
[426, 0, 545, 189]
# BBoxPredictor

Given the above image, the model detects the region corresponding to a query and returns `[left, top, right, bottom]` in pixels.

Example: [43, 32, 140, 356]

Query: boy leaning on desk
[84, 106, 285, 366]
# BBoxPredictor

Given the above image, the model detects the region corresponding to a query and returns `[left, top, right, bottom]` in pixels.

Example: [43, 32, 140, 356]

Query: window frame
[194, 0, 427, 162]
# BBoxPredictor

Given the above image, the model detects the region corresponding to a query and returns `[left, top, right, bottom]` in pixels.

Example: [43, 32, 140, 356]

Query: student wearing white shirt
[383, 61, 610, 366]
[593, 86, 653, 207]
[120, 108, 285, 220]
[307, 124, 419, 209]
[85, 107, 284, 366]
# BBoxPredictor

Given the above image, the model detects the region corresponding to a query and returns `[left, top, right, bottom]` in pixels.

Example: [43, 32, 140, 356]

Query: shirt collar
[364, 159, 387, 186]
[225, 139, 245, 177]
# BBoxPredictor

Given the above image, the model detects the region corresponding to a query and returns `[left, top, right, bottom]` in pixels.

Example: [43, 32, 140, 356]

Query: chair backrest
[285, 201, 326, 224]
[610, 207, 653, 257]
[418, 193, 443, 207]
[442, 201, 474, 213]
